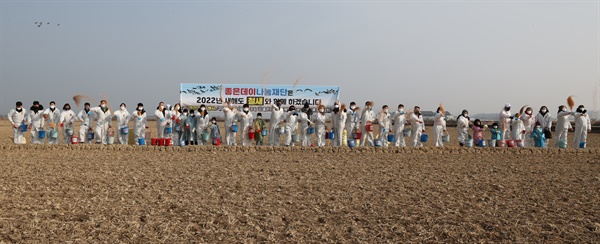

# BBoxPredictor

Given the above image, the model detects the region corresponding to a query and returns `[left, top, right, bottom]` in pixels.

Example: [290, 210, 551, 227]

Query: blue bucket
[347, 139, 356, 148]
[87, 131, 94, 140]
[20, 124, 28, 132]
[374, 139, 382, 147]
[420, 134, 428, 143]
[174, 123, 181, 132]
[328, 132, 335, 140]
[38, 130, 46, 139]
[308, 127, 315, 134]
[165, 127, 172, 134]
[179, 140, 186, 147]
[558, 139, 568, 148]
[579, 142, 586, 149]
[261, 129, 268, 136]
[478, 139, 486, 147]
[230, 124, 238, 132]
[138, 138, 145, 145]
[121, 126, 129, 135]
[387, 134, 395, 143]
[50, 130, 59, 139]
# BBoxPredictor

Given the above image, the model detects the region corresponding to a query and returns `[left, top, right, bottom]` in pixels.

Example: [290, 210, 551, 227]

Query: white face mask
[121, 106, 126, 110]
[350, 106, 356, 110]
[562, 108, 566, 112]
[526, 110, 532, 114]
[200, 107, 205, 111]
[383, 109, 388, 113]
[160, 105, 164, 109]
[319, 109, 325, 113]
[536, 126, 541, 129]
[243, 108, 249, 112]
[257, 116, 262, 119]
[50, 105, 55, 109]
[183, 113, 188, 116]
[100, 104, 106, 108]
[334, 105, 339, 108]
[399, 108, 404, 112]
[138, 107, 143, 110]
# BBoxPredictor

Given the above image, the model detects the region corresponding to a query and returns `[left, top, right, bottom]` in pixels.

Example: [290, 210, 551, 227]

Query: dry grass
[0, 119, 599, 242]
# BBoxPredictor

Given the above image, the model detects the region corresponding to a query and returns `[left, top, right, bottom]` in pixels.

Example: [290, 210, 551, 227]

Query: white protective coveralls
[91, 106, 113, 144]
[284, 111, 299, 146]
[499, 107, 512, 140]
[510, 117, 525, 142]
[238, 109, 254, 146]
[392, 110, 407, 147]
[345, 109, 360, 142]
[332, 110, 347, 147]
[360, 108, 375, 146]
[195, 110, 211, 145]
[77, 108, 94, 143]
[377, 111, 391, 146]
[535, 110, 552, 145]
[410, 113, 425, 147]
[114, 108, 131, 145]
[313, 111, 329, 147]
[554, 110, 573, 147]
[29, 107, 45, 144]
[59, 109, 76, 144]
[7, 108, 28, 144]
[155, 108, 169, 138]
[132, 109, 147, 145]
[456, 114, 469, 146]
[433, 112, 446, 147]
[44, 107, 61, 144]
[223, 106, 238, 146]
[573, 112, 591, 148]
[299, 110, 314, 147]
[520, 111, 535, 147]
[269, 103, 284, 146]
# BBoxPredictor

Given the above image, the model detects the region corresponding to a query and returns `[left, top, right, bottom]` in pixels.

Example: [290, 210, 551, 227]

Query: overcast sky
[1, 0, 599, 116]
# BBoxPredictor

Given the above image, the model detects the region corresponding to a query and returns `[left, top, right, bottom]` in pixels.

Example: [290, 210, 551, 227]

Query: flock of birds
[180, 85, 338, 96]
[34, 22, 60, 27]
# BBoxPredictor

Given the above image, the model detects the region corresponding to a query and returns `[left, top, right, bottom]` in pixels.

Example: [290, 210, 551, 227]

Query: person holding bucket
[29, 101, 45, 144]
[433, 107, 447, 147]
[299, 102, 314, 147]
[59, 103, 76, 144]
[331, 101, 347, 147]
[223, 101, 239, 146]
[284, 105, 299, 147]
[410, 106, 426, 147]
[555, 105, 573, 148]
[254, 113, 267, 146]
[77, 103, 94, 144]
[456, 110, 470, 146]
[155, 102, 169, 138]
[185, 109, 197, 145]
[170, 103, 183, 144]
[114, 103, 131, 145]
[238, 103, 254, 146]
[520, 107, 535, 147]
[313, 105, 329, 147]
[195, 105, 211, 145]
[360, 101, 376, 147]
[132, 103, 148, 145]
[573, 105, 591, 148]
[90, 100, 113, 144]
[472, 119, 486, 146]
[499, 104, 512, 141]
[392, 104, 407, 147]
[345, 102, 361, 144]
[209, 117, 222, 145]
[269, 100, 285, 146]
[510, 113, 525, 147]
[535, 106, 552, 146]
[7, 101, 28, 144]
[377, 105, 391, 147]
[43, 101, 61, 145]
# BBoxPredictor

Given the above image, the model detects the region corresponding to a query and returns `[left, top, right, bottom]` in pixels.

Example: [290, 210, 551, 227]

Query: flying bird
[35, 22, 37, 24]
[57, 24, 60, 26]
[47, 22, 50, 24]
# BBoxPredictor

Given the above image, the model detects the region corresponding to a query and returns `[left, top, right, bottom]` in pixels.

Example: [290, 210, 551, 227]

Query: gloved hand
[60, 123, 64, 127]
[171, 116, 175, 120]
[176, 119, 180, 123]
[115, 115, 119, 119]
[160, 118, 164, 122]
[83, 123, 87, 126]
[522, 130, 526, 134]
[12, 123, 17, 128]
[87, 111, 92, 115]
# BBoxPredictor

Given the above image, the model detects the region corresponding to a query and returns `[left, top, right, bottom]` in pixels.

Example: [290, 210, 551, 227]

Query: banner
[180, 83, 340, 113]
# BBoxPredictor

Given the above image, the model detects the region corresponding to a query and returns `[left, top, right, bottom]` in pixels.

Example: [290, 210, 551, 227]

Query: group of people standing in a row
[7, 100, 592, 148]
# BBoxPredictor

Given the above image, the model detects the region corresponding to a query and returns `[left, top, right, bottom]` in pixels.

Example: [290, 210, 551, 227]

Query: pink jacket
[472, 126, 484, 142]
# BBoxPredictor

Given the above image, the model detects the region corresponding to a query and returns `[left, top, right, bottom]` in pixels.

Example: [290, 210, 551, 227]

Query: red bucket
[164, 138, 172, 146]
[248, 131, 255, 139]
[506, 140, 515, 148]
[151, 138, 158, 146]
[353, 132, 362, 139]
[325, 131, 330, 139]
[71, 136, 79, 144]
[158, 138, 165, 146]
[212, 137, 221, 146]
[366, 122, 374, 132]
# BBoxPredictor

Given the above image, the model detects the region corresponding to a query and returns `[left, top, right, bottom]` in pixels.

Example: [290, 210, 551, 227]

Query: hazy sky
[1, 0, 599, 116]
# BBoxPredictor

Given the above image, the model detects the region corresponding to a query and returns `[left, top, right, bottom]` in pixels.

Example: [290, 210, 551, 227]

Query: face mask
[399, 108, 404, 112]
[160, 105, 164, 109]
[334, 105, 339, 108]
[562, 108, 566, 112]
[277, 103, 282, 107]
[212, 121, 216, 124]
[319, 109, 325, 113]
[101, 104, 106, 108]
[121, 106, 126, 110]
[541, 109, 547, 113]
[536, 126, 541, 129]
[183, 113, 188, 116]
[526, 110, 532, 114]
[257, 116, 262, 119]
[200, 107, 205, 111]
[64, 107, 70, 111]
[350, 106, 356, 110]
[493, 126, 498, 129]
[50, 105, 55, 109]
[16, 108, 22, 112]
[383, 109, 388, 113]
[138, 107, 143, 110]
[243, 108, 249, 112]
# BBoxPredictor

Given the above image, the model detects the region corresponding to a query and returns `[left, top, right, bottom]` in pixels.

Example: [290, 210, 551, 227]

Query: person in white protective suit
[345, 102, 361, 143]
[113, 103, 131, 145]
[269, 100, 285, 146]
[377, 105, 391, 146]
[59, 103, 76, 144]
[43, 101, 61, 145]
[433, 107, 447, 147]
[499, 103, 512, 140]
[520, 107, 535, 147]
[238, 103, 254, 146]
[29, 101, 45, 144]
[155, 102, 169, 138]
[299, 102, 314, 147]
[535, 106, 552, 146]
[90, 100, 113, 144]
[132, 103, 148, 145]
[170, 103, 183, 143]
[7, 101, 28, 144]
[331, 101, 347, 147]
[573, 105, 591, 148]
[77, 103, 94, 143]
[195, 104, 211, 145]
[360, 101, 375, 147]
[554, 105, 573, 147]
[284, 106, 299, 146]
[223, 101, 239, 146]
[392, 104, 407, 147]
[313, 104, 329, 147]
[456, 109, 470, 147]
[510, 113, 525, 143]
[410, 106, 426, 147]
[185, 109, 196, 145]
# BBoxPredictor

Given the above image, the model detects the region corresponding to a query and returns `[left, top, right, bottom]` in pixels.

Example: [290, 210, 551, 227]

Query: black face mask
[64, 107, 70, 111]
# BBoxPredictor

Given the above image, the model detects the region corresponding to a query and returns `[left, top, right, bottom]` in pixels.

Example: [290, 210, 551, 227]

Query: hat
[504, 103, 511, 108]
